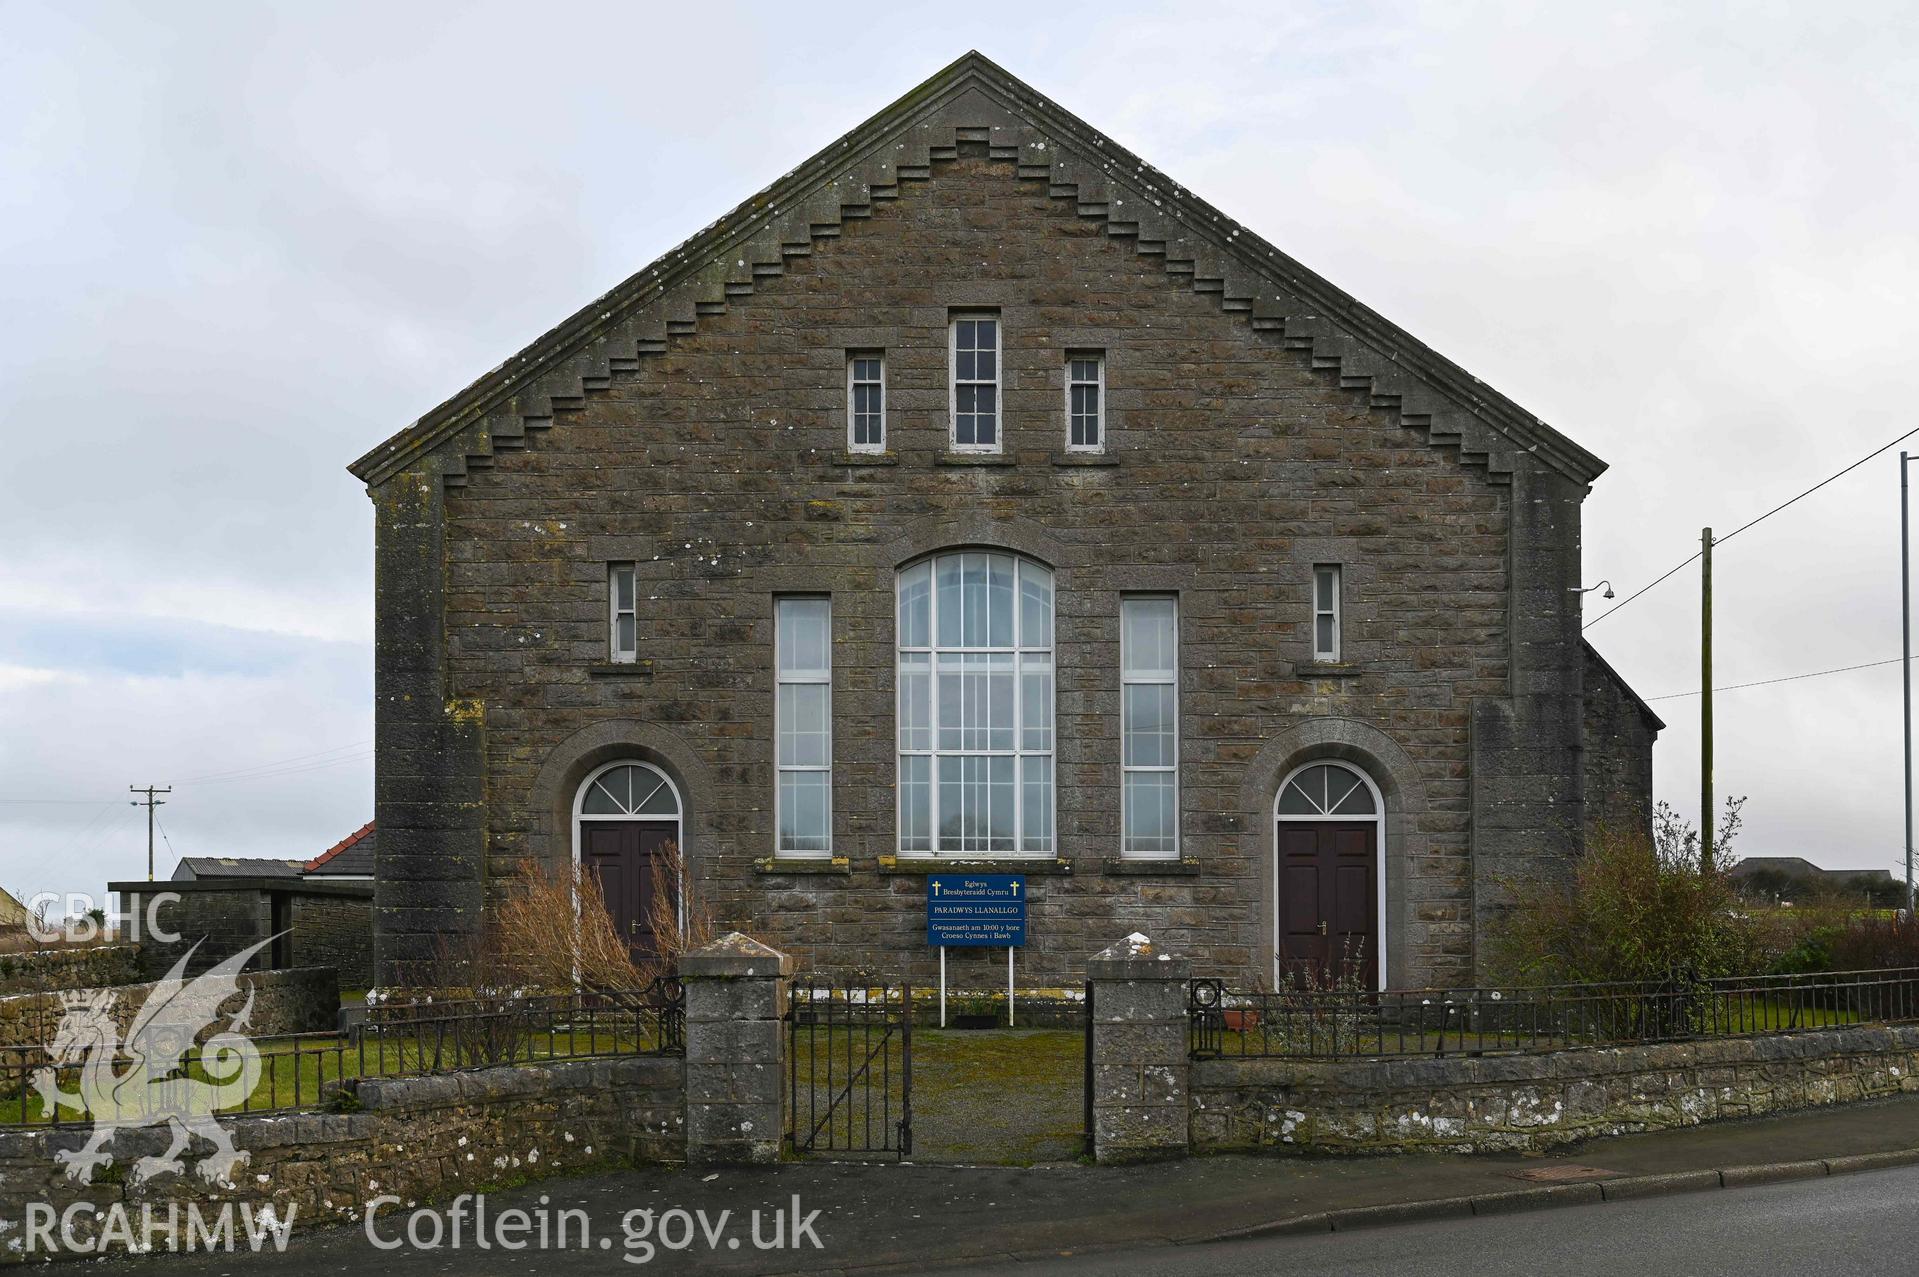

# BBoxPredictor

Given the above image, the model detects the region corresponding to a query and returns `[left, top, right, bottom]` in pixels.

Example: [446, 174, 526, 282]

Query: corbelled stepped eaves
[349, 51, 1606, 494]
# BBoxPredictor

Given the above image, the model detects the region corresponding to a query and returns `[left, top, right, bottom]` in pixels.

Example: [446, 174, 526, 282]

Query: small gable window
[1067, 353, 1104, 452]
[1313, 564, 1342, 663]
[609, 563, 638, 663]
[848, 352, 885, 453]
[950, 313, 1000, 452]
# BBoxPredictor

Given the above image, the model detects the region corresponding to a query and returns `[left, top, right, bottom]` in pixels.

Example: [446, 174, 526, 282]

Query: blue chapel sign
[926, 874, 1027, 947]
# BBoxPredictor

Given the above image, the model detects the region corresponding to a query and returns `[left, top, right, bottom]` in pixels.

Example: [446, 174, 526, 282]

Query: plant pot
[1222, 1009, 1261, 1032]
[950, 1013, 999, 1029]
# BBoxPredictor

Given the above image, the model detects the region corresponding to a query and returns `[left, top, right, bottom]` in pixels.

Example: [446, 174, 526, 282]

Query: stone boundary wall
[0, 968, 338, 1053]
[0, 946, 143, 997]
[1190, 1024, 1919, 1155]
[0, 1056, 684, 1263]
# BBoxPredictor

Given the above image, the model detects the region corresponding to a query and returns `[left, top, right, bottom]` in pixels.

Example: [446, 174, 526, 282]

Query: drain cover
[1506, 1164, 1621, 1183]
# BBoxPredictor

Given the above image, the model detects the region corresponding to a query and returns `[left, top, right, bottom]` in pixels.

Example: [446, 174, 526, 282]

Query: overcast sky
[4, 1, 1917, 910]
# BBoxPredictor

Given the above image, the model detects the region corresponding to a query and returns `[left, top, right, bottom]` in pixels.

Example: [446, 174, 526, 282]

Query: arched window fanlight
[579, 763, 680, 818]
[1277, 763, 1377, 817]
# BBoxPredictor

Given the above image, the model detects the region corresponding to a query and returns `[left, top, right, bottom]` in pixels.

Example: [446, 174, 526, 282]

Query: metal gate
[1081, 978, 1096, 1158]
[786, 977, 912, 1158]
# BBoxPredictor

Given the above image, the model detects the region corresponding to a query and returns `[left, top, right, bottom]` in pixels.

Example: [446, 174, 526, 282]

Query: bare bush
[491, 859, 642, 993]
[487, 840, 710, 992]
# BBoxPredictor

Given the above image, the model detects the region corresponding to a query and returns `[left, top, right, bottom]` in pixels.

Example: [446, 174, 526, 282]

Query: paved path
[967, 1162, 1919, 1276]
[87, 1095, 1919, 1274]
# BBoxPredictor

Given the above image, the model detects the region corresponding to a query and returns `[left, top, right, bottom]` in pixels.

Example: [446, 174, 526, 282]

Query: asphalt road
[967, 1163, 1919, 1277]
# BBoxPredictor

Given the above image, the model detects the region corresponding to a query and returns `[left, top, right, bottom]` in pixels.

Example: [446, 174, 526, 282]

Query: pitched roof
[305, 820, 376, 876]
[174, 857, 306, 880]
[1582, 640, 1666, 733]
[348, 51, 1607, 492]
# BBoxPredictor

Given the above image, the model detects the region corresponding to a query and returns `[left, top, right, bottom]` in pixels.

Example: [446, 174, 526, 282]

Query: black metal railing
[1189, 967, 1919, 1060]
[0, 980, 684, 1128]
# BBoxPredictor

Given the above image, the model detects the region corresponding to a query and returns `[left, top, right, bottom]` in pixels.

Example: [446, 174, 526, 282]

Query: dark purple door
[579, 822, 676, 964]
[1276, 822, 1377, 988]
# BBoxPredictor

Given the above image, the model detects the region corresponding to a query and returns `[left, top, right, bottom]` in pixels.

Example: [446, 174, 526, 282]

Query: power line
[1646, 654, 1913, 702]
[188, 751, 373, 786]
[49, 801, 120, 860]
[175, 739, 373, 784]
[1586, 423, 1919, 630]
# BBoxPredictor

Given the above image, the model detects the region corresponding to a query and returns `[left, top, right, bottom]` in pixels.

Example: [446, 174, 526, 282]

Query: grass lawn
[1, 1025, 671, 1127]
[789, 1025, 1084, 1164]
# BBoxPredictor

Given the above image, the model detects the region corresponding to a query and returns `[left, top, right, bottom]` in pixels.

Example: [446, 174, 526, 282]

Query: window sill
[834, 451, 898, 466]
[1291, 661, 1363, 679]
[877, 856, 1072, 875]
[935, 453, 1015, 467]
[753, 856, 851, 875]
[1052, 452, 1118, 467]
[588, 661, 655, 679]
[1102, 858, 1201, 876]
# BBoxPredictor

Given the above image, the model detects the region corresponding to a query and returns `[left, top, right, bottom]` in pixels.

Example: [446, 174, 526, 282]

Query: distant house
[1730, 856, 1900, 904]
[115, 821, 377, 985]
[0, 887, 27, 930]
[303, 821, 376, 881]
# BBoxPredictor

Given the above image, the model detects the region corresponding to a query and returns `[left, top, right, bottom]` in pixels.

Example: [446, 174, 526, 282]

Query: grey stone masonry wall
[114, 885, 270, 979]
[111, 882, 374, 986]
[680, 933, 791, 1166]
[1581, 643, 1661, 842]
[1087, 934, 1190, 1163]
[1189, 1024, 1919, 1156]
[0, 945, 142, 997]
[286, 893, 374, 990]
[0, 1055, 683, 1262]
[0, 968, 338, 1052]
[378, 145, 1544, 990]
[372, 471, 487, 988]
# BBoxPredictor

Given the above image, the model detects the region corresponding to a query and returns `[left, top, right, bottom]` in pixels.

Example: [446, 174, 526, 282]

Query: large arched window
[896, 552, 1054, 856]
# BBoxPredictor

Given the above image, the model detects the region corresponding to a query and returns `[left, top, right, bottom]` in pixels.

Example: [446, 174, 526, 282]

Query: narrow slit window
[1313, 565, 1342, 662]
[950, 314, 1000, 451]
[848, 352, 885, 452]
[776, 597, 832, 857]
[609, 563, 637, 663]
[1067, 354, 1104, 451]
[1121, 596, 1179, 859]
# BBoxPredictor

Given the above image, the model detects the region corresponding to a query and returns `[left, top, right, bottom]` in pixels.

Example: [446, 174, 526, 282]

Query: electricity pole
[1701, 527, 1714, 871]
[129, 785, 171, 882]
[1903, 453, 1915, 915]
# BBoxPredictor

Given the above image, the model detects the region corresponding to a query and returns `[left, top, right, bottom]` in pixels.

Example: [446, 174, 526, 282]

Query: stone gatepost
[680, 932, 792, 1165]
[1088, 932, 1192, 1163]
